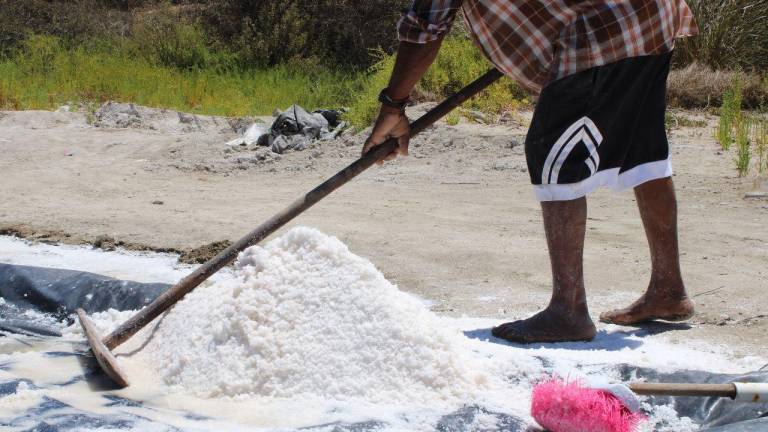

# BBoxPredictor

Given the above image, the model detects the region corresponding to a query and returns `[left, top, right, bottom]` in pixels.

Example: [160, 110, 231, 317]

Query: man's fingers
[362, 112, 409, 163]
[362, 139, 374, 156]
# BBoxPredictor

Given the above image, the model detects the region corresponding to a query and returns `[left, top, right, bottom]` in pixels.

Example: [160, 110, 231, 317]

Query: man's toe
[491, 321, 528, 343]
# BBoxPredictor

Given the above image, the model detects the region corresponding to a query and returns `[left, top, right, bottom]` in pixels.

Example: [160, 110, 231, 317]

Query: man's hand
[361, 39, 442, 163]
[361, 106, 410, 164]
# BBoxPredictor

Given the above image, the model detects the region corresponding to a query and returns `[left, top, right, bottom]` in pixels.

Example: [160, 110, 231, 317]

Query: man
[362, 0, 697, 343]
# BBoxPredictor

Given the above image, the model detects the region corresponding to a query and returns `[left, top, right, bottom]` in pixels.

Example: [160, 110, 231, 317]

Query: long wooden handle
[629, 382, 737, 398]
[101, 68, 505, 350]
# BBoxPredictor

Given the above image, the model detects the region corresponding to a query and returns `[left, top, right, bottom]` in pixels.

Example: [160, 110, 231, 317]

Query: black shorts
[525, 52, 673, 201]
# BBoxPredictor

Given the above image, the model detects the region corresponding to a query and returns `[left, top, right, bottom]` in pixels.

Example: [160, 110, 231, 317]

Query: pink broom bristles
[531, 377, 646, 432]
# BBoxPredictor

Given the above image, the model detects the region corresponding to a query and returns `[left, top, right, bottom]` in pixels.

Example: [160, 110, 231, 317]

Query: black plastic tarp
[0, 263, 168, 336]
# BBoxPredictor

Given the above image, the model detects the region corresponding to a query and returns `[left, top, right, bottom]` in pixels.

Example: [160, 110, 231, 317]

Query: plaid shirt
[399, 0, 697, 92]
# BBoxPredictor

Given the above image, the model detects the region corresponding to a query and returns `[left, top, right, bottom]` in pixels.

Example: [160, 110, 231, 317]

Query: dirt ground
[1, 105, 766, 359]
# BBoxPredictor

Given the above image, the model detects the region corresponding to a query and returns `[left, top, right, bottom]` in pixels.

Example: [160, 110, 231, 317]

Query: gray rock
[468, 110, 488, 124]
[93, 102, 142, 128]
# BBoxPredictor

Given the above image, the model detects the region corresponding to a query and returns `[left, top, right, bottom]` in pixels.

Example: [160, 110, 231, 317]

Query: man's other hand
[361, 107, 410, 164]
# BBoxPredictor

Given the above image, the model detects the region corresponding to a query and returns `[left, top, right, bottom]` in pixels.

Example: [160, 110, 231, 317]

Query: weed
[717, 77, 744, 150]
[445, 111, 460, 126]
[665, 112, 707, 132]
[754, 117, 768, 174]
[735, 116, 751, 176]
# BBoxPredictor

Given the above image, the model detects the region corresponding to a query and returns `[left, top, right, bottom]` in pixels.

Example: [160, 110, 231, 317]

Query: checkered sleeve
[398, 0, 464, 43]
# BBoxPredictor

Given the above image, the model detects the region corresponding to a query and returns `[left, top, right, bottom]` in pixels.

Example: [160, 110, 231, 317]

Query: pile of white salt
[136, 227, 489, 404]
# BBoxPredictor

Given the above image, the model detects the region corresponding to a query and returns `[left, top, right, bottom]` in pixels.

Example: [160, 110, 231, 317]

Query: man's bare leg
[600, 177, 694, 324]
[492, 197, 597, 343]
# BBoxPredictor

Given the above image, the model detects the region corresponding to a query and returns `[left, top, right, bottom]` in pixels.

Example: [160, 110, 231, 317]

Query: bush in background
[127, 6, 219, 70]
[667, 63, 767, 109]
[0, 0, 130, 56]
[674, 0, 768, 71]
[198, 0, 409, 69]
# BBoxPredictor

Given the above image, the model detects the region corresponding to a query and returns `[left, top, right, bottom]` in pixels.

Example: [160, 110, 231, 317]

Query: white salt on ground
[9, 231, 766, 431]
[139, 227, 490, 404]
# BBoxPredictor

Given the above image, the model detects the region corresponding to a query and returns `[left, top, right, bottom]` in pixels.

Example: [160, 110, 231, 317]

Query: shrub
[667, 63, 767, 109]
[674, 0, 768, 71]
[128, 7, 218, 70]
[199, 0, 409, 69]
[0, 0, 130, 56]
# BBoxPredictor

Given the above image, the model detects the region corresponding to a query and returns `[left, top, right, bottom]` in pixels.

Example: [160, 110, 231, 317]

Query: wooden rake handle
[101, 68, 505, 350]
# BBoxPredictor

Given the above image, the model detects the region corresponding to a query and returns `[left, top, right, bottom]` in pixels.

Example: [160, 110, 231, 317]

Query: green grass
[445, 111, 461, 126]
[345, 51, 396, 130]
[1, 35, 527, 128]
[0, 35, 360, 116]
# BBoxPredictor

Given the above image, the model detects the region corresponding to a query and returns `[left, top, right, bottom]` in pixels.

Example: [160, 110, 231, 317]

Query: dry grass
[667, 63, 767, 109]
[673, 0, 768, 70]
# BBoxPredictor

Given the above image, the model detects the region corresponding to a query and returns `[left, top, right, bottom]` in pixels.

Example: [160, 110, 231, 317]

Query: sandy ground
[0, 105, 766, 358]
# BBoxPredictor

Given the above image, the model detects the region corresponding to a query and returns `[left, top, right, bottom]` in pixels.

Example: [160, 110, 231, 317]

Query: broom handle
[101, 68, 505, 350]
[630, 382, 767, 402]
[630, 383, 736, 398]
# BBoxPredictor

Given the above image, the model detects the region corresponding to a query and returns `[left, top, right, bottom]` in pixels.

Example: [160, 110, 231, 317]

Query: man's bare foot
[599, 291, 694, 325]
[491, 307, 597, 344]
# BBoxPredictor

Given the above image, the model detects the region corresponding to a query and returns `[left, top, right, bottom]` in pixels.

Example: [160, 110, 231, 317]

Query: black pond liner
[1, 263, 766, 431]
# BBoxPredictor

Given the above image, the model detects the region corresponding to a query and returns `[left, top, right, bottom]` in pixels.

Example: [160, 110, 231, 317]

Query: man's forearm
[386, 40, 443, 101]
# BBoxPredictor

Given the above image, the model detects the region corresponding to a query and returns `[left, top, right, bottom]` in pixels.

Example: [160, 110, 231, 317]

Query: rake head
[76, 308, 130, 388]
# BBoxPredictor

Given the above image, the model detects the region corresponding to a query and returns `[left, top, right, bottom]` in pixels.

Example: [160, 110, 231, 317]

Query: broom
[531, 376, 768, 432]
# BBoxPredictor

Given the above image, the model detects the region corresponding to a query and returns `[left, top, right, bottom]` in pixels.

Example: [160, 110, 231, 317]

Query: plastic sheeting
[225, 105, 347, 154]
[0, 263, 766, 431]
[0, 263, 167, 336]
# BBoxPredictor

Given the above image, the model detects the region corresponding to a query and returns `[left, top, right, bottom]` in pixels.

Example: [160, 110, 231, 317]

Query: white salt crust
[140, 227, 489, 403]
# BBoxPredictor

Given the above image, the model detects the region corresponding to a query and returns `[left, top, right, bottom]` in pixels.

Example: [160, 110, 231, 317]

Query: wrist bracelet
[378, 88, 410, 112]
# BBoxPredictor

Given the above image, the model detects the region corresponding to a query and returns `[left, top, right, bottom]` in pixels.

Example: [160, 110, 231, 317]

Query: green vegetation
[1, 34, 525, 128]
[0, 36, 358, 116]
[735, 116, 751, 176]
[716, 78, 744, 150]
[0, 0, 766, 129]
[344, 53, 396, 130]
[714, 77, 768, 176]
[445, 111, 461, 126]
[755, 120, 768, 175]
[346, 36, 527, 129]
